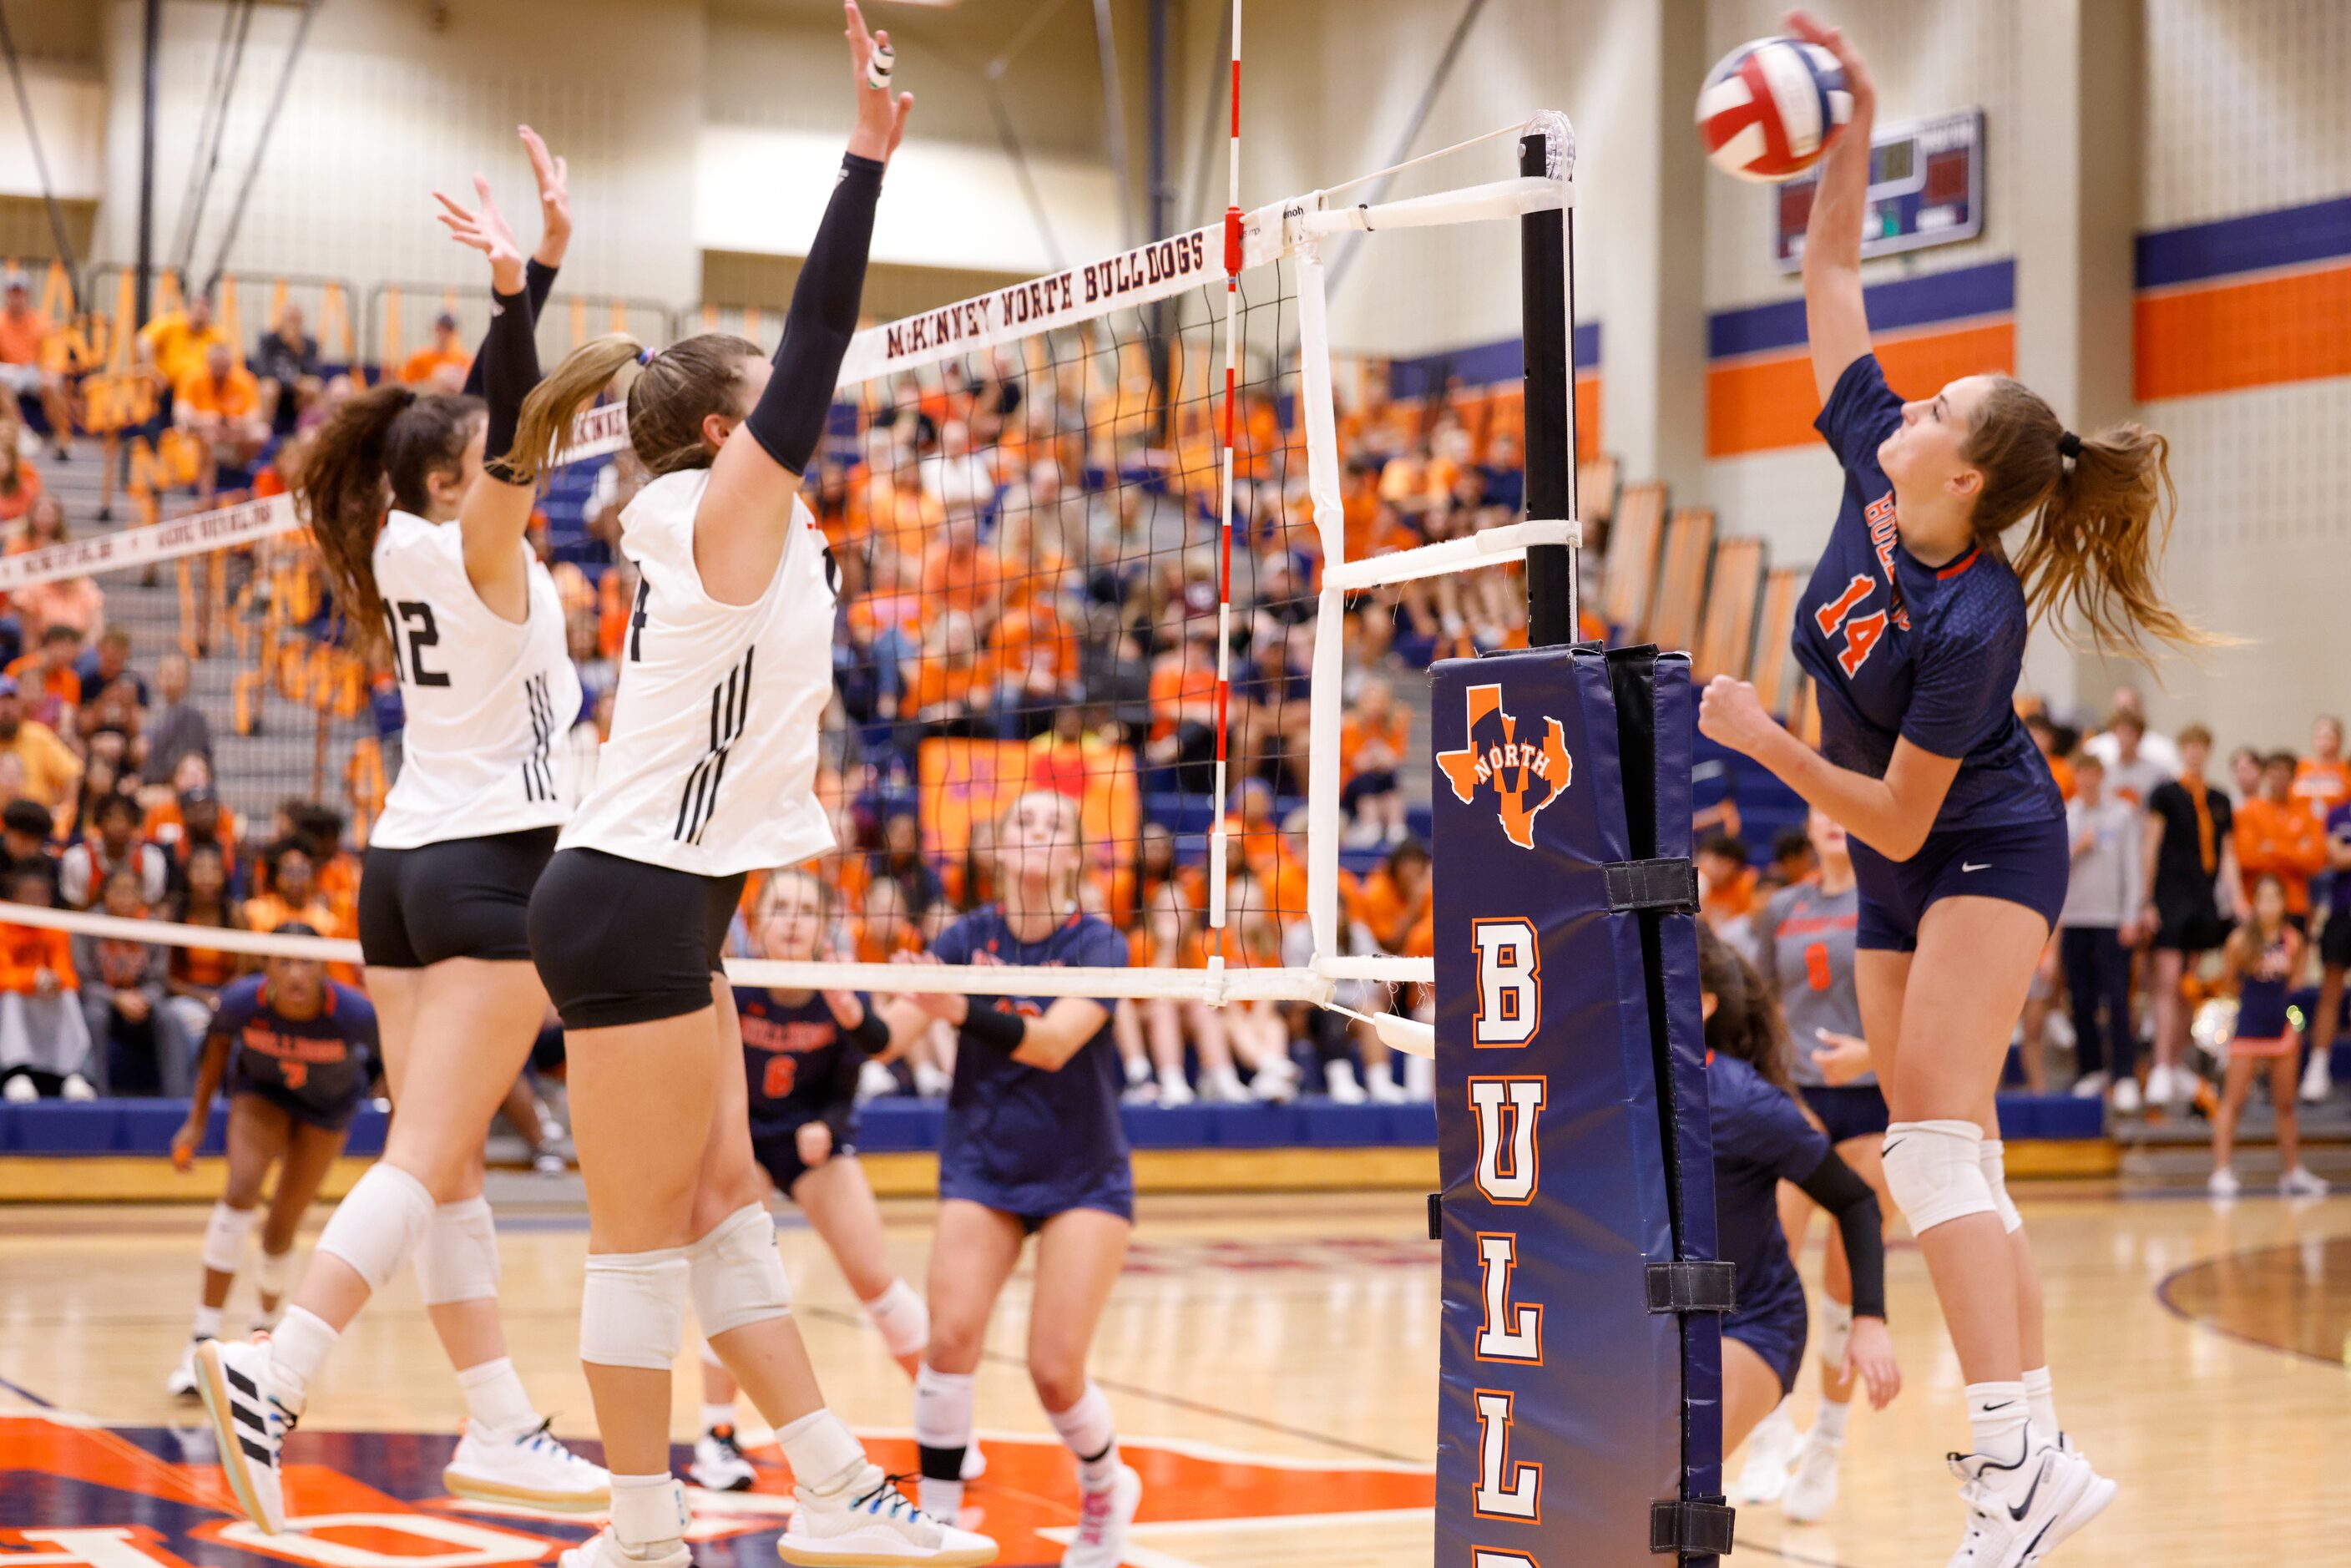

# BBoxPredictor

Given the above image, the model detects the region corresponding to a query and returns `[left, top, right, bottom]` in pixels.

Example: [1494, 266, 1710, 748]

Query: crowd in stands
[1699, 690, 2351, 1186]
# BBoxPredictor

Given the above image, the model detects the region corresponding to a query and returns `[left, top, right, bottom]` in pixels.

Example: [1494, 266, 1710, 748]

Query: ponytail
[1963, 378, 2220, 660]
[508, 331, 763, 484]
[299, 382, 470, 659]
[1696, 922, 1795, 1094]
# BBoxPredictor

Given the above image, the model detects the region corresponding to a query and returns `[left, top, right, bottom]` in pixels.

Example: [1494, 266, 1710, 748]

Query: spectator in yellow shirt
[139, 291, 229, 392]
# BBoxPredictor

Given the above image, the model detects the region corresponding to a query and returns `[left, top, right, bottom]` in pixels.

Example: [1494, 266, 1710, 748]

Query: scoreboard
[1771, 107, 1985, 271]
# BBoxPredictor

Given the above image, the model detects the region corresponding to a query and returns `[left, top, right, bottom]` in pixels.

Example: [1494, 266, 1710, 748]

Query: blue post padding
[1432, 645, 1681, 1566]
[1624, 650, 1728, 1543]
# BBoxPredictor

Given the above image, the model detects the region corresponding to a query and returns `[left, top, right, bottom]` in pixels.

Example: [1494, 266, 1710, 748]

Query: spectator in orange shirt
[13, 566, 101, 650]
[919, 511, 1006, 625]
[1697, 833, 1762, 955]
[1144, 622, 1219, 789]
[0, 273, 72, 459]
[400, 311, 472, 388]
[7, 490, 64, 557]
[2236, 751, 2328, 921]
[2293, 715, 2348, 824]
[1352, 837, 1435, 959]
[175, 343, 270, 498]
[2026, 711, 2075, 801]
[1340, 675, 1410, 847]
[0, 438, 42, 528]
[7, 625, 82, 733]
[164, 839, 245, 1048]
[0, 860, 94, 1100]
[853, 876, 924, 964]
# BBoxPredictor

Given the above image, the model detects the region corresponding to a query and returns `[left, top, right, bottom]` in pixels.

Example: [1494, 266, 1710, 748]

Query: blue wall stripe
[1706, 259, 2015, 361]
[1386, 322, 1601, 400]
[2136, 195, 2351, 290]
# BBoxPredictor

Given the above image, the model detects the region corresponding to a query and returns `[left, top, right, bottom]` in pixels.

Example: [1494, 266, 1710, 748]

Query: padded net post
[1519, 119, 1578, 647]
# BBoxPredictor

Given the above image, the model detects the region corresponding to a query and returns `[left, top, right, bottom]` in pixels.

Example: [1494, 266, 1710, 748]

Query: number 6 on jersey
[1472, 918, 1540, 1046]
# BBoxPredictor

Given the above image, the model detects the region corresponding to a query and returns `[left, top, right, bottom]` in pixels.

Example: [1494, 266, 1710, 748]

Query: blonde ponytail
[508, 330, 766, 483]
[507, 333, 644, 483]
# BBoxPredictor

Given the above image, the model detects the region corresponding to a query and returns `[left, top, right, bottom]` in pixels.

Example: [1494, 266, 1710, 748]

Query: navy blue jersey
[1708, 1053, 1829, 1321]
[2328, 802, 2351, 916]
[214, 974, 378, 1115]
[736, 987, 875, 1141]
[933, 908, 1131, 1219]
[1796, 355, 2064, 835]
[2235, 931, 2298, 1039]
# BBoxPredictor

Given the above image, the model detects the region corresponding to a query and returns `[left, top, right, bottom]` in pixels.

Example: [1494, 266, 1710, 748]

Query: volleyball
[1696, 36, 1852, 183]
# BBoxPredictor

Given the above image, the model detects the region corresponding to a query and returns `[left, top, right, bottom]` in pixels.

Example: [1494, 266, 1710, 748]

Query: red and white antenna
[1207, 0, 1241, 970]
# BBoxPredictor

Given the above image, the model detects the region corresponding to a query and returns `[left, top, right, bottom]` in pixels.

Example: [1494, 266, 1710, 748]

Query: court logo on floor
[1435, 683, 1571, 850]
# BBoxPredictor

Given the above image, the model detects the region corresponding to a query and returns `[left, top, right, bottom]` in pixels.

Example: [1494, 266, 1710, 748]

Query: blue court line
[0, 1373, 54, 1409]
[2151, 1238, 2349, 1368]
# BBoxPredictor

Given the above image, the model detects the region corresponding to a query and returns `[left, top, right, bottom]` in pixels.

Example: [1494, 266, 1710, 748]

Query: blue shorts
[938, 1163, 1135, 1232]
[1724, 1282, 1809, 1397]
[751, 1125, 857, 1197]
[234, 1080, 366, 1135]
[1806, 1084, 1889, 1146]
[1849, 816, 2069, 953]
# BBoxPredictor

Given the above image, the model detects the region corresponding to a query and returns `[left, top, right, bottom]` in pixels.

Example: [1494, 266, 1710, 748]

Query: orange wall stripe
[1706, 320, 2016, 458]
[2135, 263, 2351, 402]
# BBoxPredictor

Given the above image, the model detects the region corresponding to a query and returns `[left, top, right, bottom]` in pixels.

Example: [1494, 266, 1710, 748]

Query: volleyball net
[0, 116, 1583, 1029]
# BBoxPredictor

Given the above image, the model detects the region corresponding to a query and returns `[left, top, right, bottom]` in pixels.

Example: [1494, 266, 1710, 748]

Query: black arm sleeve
[741, 153, 883, 476]
[842, 1007, 890, 1055]
[463, 259, 559, 397]
[819, 1044, 863, 1146]
[479, 284, 541, 478]
[1797, 1146, 1888, 1321]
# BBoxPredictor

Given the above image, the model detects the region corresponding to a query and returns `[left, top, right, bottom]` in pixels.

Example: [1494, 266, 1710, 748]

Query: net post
[1519, 125, 1577, 646]
[1295, 226, 1346, 963]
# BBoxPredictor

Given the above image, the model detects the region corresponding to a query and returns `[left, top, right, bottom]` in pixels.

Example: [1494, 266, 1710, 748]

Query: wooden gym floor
[1, 1185, 2344, 1565]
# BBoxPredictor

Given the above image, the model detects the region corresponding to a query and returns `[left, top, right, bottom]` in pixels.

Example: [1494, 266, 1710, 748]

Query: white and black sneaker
[193, 1337, 297, 1533]
[164, 1336, 208, 1399]
[1944, 1438, 2111, 1567]
[691, 1424, 759, 1491]
[779, 1464, 996, 1565]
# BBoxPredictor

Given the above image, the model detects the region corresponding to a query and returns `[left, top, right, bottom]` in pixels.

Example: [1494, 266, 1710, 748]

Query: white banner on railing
[0, 493, 297, 593]
[555, 401, 631, 464]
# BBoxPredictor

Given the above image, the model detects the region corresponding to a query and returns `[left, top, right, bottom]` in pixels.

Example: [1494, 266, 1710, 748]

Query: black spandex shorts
[528, 847, 747, 1029]
[2321, 911, 2351, 971]
[358, 827, 559, 969]
[2152, 888, 2232, 955]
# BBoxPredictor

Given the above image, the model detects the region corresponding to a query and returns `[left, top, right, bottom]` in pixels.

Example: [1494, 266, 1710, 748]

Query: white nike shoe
[692, 1424, 759, 1491]
[192, 1336, 296, 1533]
[2280, 1165, 2331, 1198]
[165, 1337, 206, 1399]
[2208, 1167, 2241, 1200]
[2301, 1048, 2333, 1104]
[557, 1528, 690, 1568]
[778, 1464, 997, 1565]
[1782, 1429, 1843, 1523]
[1061, 1465, 1141, 1568]
[1730, 1399, 1797, 1505]
[444, 1418, 609, 1511]
[1942, 1439, 2109, 1567]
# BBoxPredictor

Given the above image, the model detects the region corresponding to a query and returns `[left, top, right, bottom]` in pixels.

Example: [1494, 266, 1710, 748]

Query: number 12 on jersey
[1472, 918, 1540, 1046]
[384, 600, 449, 687]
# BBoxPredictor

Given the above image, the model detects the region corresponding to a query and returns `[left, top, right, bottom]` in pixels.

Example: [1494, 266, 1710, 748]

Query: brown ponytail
[1696, 922, 1795, 1094]
[296, 382, 480, 659]
[508, 331, 763, 483]
[1963, 378, 2217, 659]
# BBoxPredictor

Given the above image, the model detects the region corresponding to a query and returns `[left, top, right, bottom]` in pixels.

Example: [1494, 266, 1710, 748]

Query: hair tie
[636, 346, 658, 367]
[2058, 430, 2083, 460]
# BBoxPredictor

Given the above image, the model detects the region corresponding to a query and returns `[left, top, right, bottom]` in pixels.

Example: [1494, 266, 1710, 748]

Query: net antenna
[1206, 0, 1242, 984]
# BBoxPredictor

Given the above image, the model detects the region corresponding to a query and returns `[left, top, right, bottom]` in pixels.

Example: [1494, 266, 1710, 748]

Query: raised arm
[434, 174, 542, 623]
[463, 126, 569, 398]
[1699, 675, 1959, 861]
[1786, 9, 1878, 401]
[695, 0, 913, 604]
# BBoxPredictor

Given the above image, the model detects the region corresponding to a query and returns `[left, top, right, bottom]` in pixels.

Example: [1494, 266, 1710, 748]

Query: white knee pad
[862, 1277, 928, 1359]
[1817, 1298, 1853, 1371]
[201, 1202, 256, 1274]
[580, 1247, 691, 1371]
[689, 1204, 792, 1339]
[1881, 1120, 1997, 1236]
[1979, 1139, 2025, 1235]
[253, 1246, 296, 1299]
[414, 1197, 502, 1306]
[316, 1162, 436, 1292]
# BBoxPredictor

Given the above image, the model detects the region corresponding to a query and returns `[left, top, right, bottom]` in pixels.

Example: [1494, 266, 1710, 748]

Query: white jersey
[561, 468, 837, 877]
[369, 510, 583, 849]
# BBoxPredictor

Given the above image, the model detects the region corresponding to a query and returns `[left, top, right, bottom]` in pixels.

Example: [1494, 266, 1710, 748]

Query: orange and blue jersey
[1796, 354, 2063, 834]
[212, 974, 378, 1128]
[736, 987, 874, 1146]
[932, 907, 1131, 1224]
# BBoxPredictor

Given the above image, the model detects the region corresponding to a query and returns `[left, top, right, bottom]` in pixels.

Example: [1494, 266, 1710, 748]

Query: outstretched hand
[516, 124, 571, 267]
[434, 175, 526, 295]
[1783, 9, 1875, 109]
[842, 1, 914, 164]
[1696, 675, 1781, 759]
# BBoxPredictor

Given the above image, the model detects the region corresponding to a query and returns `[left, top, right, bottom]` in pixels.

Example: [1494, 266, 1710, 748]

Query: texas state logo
[1434, 683, 1571, 851]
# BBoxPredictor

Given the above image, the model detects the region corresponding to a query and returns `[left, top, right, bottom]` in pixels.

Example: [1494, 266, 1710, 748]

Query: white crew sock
[1045, 1381, 1120, 1491]
[914, 1363, 975, 1520]
[191, 1304, 223, 1340]
[268, 1306, 339, 1409]
[455, 1356, 536, 1440]
[1812, 1394, 1851, 1444]
[776, 1408, 865, 1495]
[1967, 1380, 2032, 1470]
[2022, 1365, 2059, 1443]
